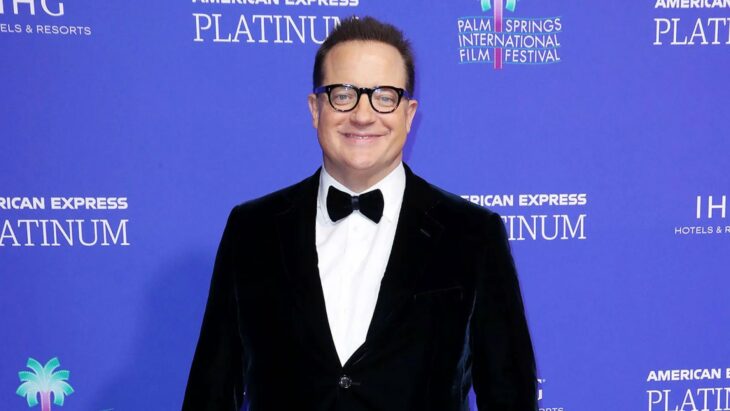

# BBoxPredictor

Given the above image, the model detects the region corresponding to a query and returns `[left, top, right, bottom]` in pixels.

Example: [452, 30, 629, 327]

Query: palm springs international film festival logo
[16, 357, 74, 411]
[457, 0, 562, 69]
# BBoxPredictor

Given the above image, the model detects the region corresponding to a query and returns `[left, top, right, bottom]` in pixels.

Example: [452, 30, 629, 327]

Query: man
[183, 16, 537, 411]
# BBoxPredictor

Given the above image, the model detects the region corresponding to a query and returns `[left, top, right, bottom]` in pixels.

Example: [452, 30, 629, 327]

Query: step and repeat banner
[2, 0, 729, 410]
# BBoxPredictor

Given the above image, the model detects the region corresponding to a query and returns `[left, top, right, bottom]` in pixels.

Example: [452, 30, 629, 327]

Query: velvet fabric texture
[183, 164, 537, 411]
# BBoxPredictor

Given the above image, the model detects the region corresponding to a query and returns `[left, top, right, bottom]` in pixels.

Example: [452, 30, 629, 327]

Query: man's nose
[349, 93, 377, 124]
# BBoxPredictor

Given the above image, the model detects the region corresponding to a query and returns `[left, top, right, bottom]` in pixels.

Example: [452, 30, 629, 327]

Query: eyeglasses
[313, 84, 411, 114]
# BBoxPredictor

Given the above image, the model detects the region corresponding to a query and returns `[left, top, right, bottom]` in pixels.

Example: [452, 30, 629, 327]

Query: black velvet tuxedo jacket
[183, 165, 537, 411]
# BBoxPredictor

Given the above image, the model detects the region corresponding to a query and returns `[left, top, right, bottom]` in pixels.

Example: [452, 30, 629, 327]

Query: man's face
[308, 40, 418, 188]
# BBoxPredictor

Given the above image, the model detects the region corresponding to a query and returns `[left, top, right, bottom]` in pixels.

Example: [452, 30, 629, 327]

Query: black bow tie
[326, 186, 384, 223]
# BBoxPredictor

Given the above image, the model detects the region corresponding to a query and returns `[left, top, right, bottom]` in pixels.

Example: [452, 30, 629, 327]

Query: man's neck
[323, 160, 402, 194]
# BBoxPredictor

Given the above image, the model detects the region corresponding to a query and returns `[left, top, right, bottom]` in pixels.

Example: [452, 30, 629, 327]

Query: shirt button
[339, 375, 352, 389]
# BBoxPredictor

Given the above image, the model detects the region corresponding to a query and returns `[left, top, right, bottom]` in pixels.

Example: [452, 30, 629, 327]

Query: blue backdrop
[2, 0, 729, 410]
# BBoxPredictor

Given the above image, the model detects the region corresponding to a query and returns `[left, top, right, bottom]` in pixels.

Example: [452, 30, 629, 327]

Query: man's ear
[308, 94, 320, 129]
[405, 99, 418, 133]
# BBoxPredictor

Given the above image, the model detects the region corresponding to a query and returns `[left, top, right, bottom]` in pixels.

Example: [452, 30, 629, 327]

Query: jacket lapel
[345, 164, 445, 368]
[274, 165, 446, 371]
[274, 169, 342, 371]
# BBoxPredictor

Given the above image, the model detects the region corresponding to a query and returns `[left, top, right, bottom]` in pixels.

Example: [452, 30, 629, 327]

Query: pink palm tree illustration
[482, 0, 518, 69]
[16, 357, 74, 411]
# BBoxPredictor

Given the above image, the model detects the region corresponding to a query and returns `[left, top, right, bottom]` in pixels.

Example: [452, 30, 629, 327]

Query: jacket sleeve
[470, 212, 537, 410]
[183, 206, 246, 411]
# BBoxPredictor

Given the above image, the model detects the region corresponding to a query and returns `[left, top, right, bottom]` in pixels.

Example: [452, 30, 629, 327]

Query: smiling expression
[308, 40, 418, 192]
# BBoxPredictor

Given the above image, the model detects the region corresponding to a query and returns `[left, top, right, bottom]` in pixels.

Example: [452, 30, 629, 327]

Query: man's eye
[376, 95, 396, 105]
[333, 94, 353, 102]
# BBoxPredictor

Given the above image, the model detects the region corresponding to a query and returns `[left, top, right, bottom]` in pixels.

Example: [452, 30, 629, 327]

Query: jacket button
[338, 375, 352, 389]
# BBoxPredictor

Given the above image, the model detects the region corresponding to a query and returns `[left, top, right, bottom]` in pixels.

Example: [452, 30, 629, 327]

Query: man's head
[313, 17, 416, 96]
[308, 17, 418, 192]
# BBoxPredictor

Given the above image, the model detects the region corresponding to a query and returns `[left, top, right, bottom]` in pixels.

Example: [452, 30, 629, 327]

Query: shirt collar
[318, 162, 406, 224]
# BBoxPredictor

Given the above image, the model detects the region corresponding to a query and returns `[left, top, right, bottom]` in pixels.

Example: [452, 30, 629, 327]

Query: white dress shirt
[315, 162, 406, 366]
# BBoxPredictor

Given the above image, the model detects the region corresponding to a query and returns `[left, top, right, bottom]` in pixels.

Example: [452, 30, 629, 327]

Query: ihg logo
[696, 195, 727, 219]
[0, 0, 64, 16]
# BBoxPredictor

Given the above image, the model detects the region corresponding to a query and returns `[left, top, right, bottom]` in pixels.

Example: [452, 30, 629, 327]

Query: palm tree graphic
[481, 0, 517, 12]
[16, 357, 74, 411]
[481, 0, 518, 69]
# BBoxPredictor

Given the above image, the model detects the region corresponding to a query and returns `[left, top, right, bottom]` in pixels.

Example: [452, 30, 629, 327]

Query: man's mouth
[343, 133, 381, 140]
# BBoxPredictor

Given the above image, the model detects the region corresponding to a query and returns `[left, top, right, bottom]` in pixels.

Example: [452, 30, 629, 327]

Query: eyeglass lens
[329, 86, 400, 112]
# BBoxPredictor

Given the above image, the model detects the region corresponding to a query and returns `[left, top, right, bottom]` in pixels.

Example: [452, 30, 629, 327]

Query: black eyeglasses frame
[312, 83, 412, 114]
